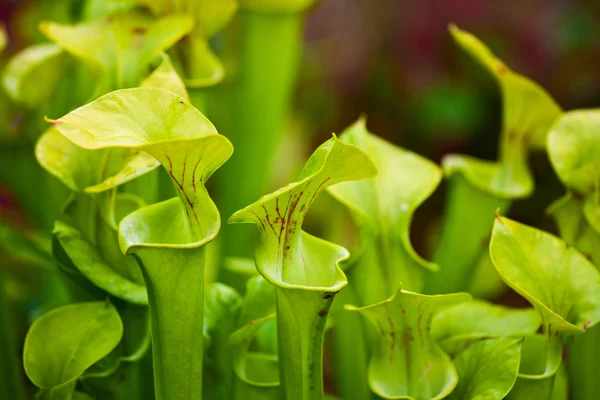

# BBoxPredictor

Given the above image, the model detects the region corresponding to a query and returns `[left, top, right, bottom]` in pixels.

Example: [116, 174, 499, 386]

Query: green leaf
[345, 288, 470, 399]
[447, 338, 522, 400]
[230, 275, 279, 391]
[53, 216, 147, 305]
[49, 86, 232, 400]
[327, 118, 441, 298]
[432, 300, 540, 355]
[203, 283, 242, 398]
[490, 216, 600, 378]
[86, 304, 150, 374]
[546, 110, 600, 263]
[506, 364, 568, 400]
[2, 43, 68, 107]
[230, 135, 377, 399]
[141, 53, 188, 101]
[127, 0, 237, 86]
[230, 314, 279, 387]
[547, 109, 600, 195]
[41, 11, 193, 93]
[547, 193, 600, 266]
[23, 302, 123, 397]
[446, 25, 562, 198]
[204, 283, 242, 345]
[36, 127, 160, 197]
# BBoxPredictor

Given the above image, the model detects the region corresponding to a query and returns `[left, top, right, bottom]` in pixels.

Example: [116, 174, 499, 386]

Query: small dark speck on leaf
[132, 27, 147, 35]
[317, 310, 327, 317]
[118, 373, 127, 383]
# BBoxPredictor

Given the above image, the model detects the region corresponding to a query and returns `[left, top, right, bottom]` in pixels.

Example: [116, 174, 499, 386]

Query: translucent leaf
[327, 118, 441, 297]
[490, 216, 600, 377]
[432, 300, 540, 355]
[445, 25, 562, 198]
[23, 302, 123, 397]
[506, 364, 568, 400]
[230, 275, 279, 390]
[141, 53, 188, 100]
[126, 0, 237, 86]
[230, 135, 377, 398]
[50, 86, 232, 399]
[447, 338, 522, 400]
[41, 11, 193, 93]
[2, 43, 67, 107]
[547, 110, 600, 195]
[345, 288, 470, 399]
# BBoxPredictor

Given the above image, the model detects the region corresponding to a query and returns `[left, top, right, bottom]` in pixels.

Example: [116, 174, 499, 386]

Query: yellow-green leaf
[328, 118, 441, 298]
[346, 288, 470, 399]
[490, 216, 600, 378]
[23, 302, 123, 397]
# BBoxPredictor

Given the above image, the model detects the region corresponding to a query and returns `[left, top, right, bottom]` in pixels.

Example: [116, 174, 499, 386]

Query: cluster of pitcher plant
[1, 1, 599, 399]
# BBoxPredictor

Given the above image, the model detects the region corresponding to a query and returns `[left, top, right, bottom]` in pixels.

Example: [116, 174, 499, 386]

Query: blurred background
[2, 0, 600, 291]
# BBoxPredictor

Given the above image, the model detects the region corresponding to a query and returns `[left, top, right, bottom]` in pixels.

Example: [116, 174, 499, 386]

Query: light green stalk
[425, 26, 561, 295]
[213, 2, 313, 263]
[46, 87, 233, 399]
[230, 136, 377, 400]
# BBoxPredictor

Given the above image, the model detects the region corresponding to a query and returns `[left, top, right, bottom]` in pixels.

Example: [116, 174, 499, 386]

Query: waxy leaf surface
[50, 86, 232, 400]
[230, 275, 278, 388]
[490, 216, 600, 377]
[327, 119, 441, 297]
[229, 135, 376, 289]
[41, 11, 193, 93]
[447, 338, 522, 400]
[432, 300, 539, 355]
[24, 302, 123, 397]
[346, 288, 470, 399]
[230, 135, 377, 399]
[445, 25, 561, 198]
[125, 0, 237, 86]
[2, 43, 67, 107]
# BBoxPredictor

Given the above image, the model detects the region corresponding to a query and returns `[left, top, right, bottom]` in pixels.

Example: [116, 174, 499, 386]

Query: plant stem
[131, 246, 205, 400]
[212, 10, 303, 260]
[425, 174, 511, 294]
[0, 268, 26, 400]
[330, 285, 372, 400]
[276, 287, 334, 400]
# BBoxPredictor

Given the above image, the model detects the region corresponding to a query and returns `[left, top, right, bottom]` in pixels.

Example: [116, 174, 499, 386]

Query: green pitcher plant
[3, 9, 600, 400]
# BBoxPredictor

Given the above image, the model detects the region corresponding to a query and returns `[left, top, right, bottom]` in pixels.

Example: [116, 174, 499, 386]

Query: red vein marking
[262, 205, 279, 237]
[164, 155, 200, 226]
[309, 177, 331, 205]
[181, 155, 188, 187]
[191, 158, 202, 193]
[275, 198, 284, 220]
[250, 211, 266, 232]
[388, 317, 396, 351]
[164, 153, 174, 174]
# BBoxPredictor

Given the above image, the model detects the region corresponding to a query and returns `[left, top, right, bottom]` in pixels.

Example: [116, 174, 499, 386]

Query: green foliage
[346, 288, 470, 399]
[490, 216, 600, 378]
[3, 8, 600, 400]
[23, 302, 123, 398]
